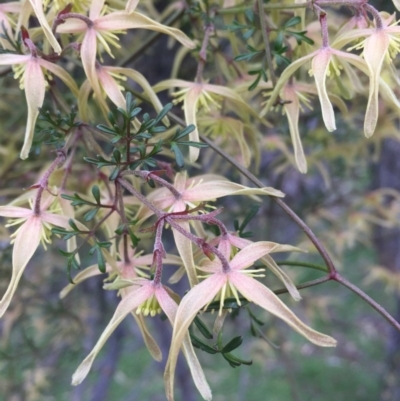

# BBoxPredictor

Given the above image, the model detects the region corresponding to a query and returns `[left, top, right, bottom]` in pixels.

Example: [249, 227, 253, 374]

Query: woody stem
[33, 150, 66, 215]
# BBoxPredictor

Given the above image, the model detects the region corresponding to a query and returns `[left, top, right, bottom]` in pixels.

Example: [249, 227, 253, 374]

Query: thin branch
[273, 276, 330, 296]
[334, 274, 400, 332]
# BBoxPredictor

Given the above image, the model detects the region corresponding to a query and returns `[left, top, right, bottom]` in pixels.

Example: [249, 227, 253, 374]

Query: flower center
[136, 293, 162, 317]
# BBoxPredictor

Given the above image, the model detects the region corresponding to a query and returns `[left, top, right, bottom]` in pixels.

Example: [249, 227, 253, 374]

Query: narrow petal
[59, 264, 110, 299]
[125, 0, 140, 13]
[28, 0, 62, 53]
[131, 310, 162, 361]
[39, 59, 79, 96]
[172, 222, 199, 287]
[282, 85, 307, 173]
[0, 206, 32, 218]
[165, 274, 226, 401]
[72, 284, 154, 385]
[393, 0, 400, 11]
[108, 66, 169, 125]
[0, 216, 42, 317]
[261, 255, 301, 301]
[56, 18, 87, 34]
[96, 12, 195, 49]
[81, 28, 102, 102]
[21, 59, 45, 159]
[229, 273, 336, 347]
[260, 51, 315, 117]
[184, 181, 284, 201]
[311, 49, 336, 132]
[363, 30, 389, 137]
[156, 286, 212, 401]
[89, 0, 105, 20]
[0, 53, 30, 65]
[184, 88, 201, 162]
[180, 337, 212, 401]
[230, 241, 280, 270]
[97, 66, 126, 109]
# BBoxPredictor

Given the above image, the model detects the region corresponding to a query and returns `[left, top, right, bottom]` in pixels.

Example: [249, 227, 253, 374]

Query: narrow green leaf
[92, 185, 101, 204]
[194, 316, 214, 339]
[222, 336, 243, 353]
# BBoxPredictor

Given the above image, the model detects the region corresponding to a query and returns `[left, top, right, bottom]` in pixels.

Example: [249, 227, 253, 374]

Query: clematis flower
[56, 0, 195, 100]
[261, 80, 347, 174]
[152, 79, 260, 162]
[71, 278, 211, 401]
[60, 245, 182, 362]
[210, 232, 302, 301]
[333, 12, 400, 137]
[262, 46, 366, 134]
[0, 194, 75, 317]
[165, 241, 337, 400]
[135, 171, 284, 287]
[0, 40, 79, 158]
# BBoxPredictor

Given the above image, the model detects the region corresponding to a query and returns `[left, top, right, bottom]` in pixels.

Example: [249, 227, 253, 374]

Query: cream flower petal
[21, 58, 45, 159]
[89, 0, 105, 20]
[56, 18, 88, 34]
[228, 272, 336, 346]
[60, 263, 109, 299]
[260, 51, 316, 117]
[184, 181, 284, 201]
[165, 274, 227, 401]
[156, 286, 212, 401]
[0, 206, 32, 218]
[260, 255, 301, 301]
[96, 12, 195, 49]
[311, 49, 336, 132]
[28, 0, 61, 53]
[230, 241, 280, 270]
[109, 66, 169, 125]
[97, 66, 126, 109]
[0, 216, 42, 317]
[81, 28, 102, 98]
[172, 221, 199, 287]
[363, 30, 389, 137]
[72, 284, 155, 385]
[282, 85, 307, 173]
[39, 59, 79, 96]
[133, 312, 162, 361]
[125, 0, 140, 13]
[0, 53, 30, 65]
[184, 87, 202, 162]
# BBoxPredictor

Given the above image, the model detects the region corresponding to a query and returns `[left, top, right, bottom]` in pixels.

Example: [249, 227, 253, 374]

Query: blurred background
[0, 0, 400, 400]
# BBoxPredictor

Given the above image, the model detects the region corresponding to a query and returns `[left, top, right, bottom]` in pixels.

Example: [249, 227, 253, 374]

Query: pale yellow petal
[28, 0, 62, 53]
[311, 49, 336, 132]
[72, 284, 154, 385]
[21, 59, 45, 159]
[363, 31, 389, 137]
[0, 216, 42, 317]
[165, 274, 226, 401]
[229, 273, 336, 347]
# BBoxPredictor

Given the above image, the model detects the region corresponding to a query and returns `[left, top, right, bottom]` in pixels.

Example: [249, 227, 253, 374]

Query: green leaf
[171, 142, 184, 168]
[190, 334, 218, 354]
[92, 185, 101, 204]
[109, 167, 120, 181]
[96, 247, 106, 273]
[222, 336, 243, 353]
[194, 316, 213, 339]
[154, 103, 172, 124]
[83, 207, 100, 222]
[283, 16, 301, 29]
